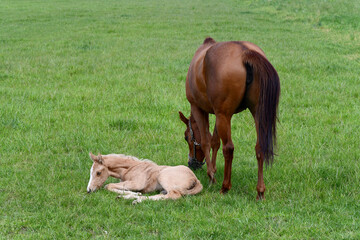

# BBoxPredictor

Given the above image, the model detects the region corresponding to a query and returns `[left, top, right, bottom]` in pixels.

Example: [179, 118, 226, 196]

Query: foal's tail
[243, 50, 280, 166]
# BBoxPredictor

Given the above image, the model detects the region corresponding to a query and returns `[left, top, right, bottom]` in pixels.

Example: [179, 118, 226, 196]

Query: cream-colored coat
[87, 153, 203, 204]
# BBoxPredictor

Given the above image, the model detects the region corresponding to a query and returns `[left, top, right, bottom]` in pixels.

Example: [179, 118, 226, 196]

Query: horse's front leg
[211, 126, 220, 174]
[191, 105, 215, 183]
[215, 114, 234, 194]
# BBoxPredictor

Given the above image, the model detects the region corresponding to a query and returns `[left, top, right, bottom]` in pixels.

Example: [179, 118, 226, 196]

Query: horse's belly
[186, 85, 214, 113]
[195, 96, 214, 113]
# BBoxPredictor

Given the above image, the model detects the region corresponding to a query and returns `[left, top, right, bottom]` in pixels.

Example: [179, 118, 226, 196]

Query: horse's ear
[89, 152, 103, 164]
[89, 152, 97, 162]
[179, 111, 189, 125]
[97, 154, 104, 164]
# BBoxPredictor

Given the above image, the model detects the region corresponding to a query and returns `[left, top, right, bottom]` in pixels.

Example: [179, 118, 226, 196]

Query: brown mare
[179, 37, 280, 200]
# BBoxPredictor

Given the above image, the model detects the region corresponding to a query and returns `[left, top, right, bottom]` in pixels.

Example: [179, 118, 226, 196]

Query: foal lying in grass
[86, 153, 203, 204]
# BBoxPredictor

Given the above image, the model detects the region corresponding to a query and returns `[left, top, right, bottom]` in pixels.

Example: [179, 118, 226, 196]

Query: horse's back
[186, 38, 267, 115]
[203, 41, 260, 114]
[186, 41, 216, 113]
[204, 41, 265, 84]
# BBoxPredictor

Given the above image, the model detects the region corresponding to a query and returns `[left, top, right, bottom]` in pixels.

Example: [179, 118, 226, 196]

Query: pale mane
[107, 154, 154, 163]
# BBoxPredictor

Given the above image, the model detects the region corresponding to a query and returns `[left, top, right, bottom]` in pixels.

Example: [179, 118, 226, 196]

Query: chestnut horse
[179, 37, 280, 199]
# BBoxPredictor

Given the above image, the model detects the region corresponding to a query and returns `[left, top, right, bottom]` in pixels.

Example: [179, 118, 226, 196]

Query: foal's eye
[96, 171, 101, 176]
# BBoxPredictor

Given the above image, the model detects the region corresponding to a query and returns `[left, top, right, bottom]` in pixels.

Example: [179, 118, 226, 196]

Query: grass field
[1, 0, 359, 239]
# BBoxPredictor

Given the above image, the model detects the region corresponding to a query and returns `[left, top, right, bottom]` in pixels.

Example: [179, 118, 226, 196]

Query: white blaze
[87, 163, 94, 192]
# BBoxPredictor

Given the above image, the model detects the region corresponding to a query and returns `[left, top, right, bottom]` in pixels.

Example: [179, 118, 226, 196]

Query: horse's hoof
[256, 192, 266, 201]
[209, 177, 216, 184]
[220, 182, 231, 194]
[207, 171, 216, 184]
[220, 187, 229, 194]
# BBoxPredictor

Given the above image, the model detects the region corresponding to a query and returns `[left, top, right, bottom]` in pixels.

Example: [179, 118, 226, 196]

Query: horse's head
[87, 153, 110, 193]
[179, 111, 205, 169]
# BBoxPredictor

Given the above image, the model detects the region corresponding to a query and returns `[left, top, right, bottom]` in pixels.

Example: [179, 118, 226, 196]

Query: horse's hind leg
[252, 115, 266, 200]
[255, 141, 266, 200]
[215, 113, 234, 194]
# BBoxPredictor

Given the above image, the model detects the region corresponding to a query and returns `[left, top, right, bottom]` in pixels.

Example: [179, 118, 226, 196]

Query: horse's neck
[105, 155, 141, 180]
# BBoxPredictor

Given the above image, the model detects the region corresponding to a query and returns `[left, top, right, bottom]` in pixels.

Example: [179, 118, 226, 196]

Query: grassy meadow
[1, 0, 359, 238]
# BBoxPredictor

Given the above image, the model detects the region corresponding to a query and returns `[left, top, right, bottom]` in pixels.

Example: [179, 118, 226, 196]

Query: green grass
[1, 0, 359, 238]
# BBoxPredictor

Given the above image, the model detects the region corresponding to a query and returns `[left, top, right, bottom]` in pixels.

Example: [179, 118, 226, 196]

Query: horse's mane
[107, 154, 153, 163]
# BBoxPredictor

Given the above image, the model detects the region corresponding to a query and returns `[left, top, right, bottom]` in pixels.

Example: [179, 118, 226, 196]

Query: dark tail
[243, 50, 280, 166]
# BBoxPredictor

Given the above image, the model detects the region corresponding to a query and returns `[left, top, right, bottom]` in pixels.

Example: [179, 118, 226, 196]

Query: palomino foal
[86, 153, 202, 204]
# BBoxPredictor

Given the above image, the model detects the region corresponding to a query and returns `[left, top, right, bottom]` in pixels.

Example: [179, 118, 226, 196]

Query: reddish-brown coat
[179, 37, 280, 199]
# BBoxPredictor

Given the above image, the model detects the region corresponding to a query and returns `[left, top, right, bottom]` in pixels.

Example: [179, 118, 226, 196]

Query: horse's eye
[96, 171, 101, 176]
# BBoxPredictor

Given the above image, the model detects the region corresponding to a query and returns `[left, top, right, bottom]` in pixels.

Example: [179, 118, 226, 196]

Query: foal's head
[179, 111, 205, 169]
[87, 153, 110, 193]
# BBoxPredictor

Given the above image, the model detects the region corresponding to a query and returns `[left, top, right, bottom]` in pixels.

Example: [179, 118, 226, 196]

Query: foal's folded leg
[132, 190, 182, 204]
[105, 181, 143, 191]
[131, 194, 166, 204]
[114, 190, 141, 196]
[105, 182, 144, 201]
[117, 192, 142, 200]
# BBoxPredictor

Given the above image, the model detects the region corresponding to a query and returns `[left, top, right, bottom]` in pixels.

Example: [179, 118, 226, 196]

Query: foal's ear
[89, 152, 103, 164]
[89, 152, 97, 161]
[97, 154, 104, 164]
[179, 111, 189, 125]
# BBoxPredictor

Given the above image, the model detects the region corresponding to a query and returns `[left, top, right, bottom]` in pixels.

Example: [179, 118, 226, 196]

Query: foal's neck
[104, 154, 142, 180]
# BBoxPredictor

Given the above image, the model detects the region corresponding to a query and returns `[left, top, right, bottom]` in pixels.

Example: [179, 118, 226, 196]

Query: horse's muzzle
[188, 155, 205, 170]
